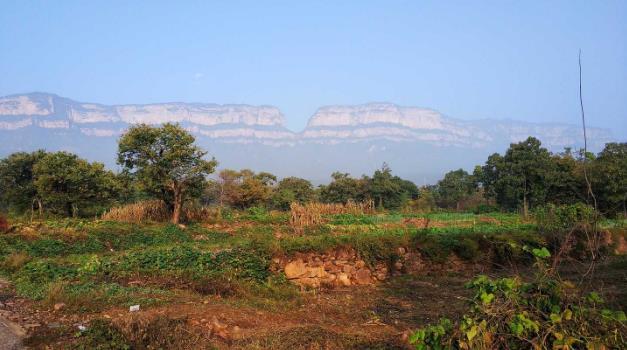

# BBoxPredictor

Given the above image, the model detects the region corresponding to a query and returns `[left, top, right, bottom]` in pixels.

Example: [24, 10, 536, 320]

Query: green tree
[369, 163, 416, 209]
[211, 169, 276, 208]
[437, 169, 476, 210]
[33, 152, 117, 217]
[271, 176, 316, 210]
[477, 137, 552, 216]
[117, 123, 217, 223]
[591, 142, 626, 216]
[545, 148, 586, 205]
[0, 150, 47, 213]
[237, 170, 276, 208]
[319, 172, 368, 204]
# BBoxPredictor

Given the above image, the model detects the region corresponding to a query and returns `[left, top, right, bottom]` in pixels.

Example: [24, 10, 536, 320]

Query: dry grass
[2, 251, 31, 272]
[289, 200, 375, 233]
[183, 205, 223, 223]
[101, 200, 170, 223]
[102, 200, 223, 224]
[43, 280, 67, 307]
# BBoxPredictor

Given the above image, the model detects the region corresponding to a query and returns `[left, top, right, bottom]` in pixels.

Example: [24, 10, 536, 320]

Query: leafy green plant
[74, 319, 130, 350]
[409, 248, 626, 349]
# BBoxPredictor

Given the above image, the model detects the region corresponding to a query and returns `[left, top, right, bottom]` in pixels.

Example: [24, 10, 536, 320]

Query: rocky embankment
[273, 247, 471, 289]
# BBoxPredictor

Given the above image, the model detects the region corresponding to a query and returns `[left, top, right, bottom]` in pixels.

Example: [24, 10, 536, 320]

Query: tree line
[433, 137, 626, 217]
[0, 124, 625, 222]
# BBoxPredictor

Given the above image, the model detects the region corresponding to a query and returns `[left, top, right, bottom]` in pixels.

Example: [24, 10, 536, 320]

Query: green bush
[409, 252, 626, 350]
[534, 203, 595, 233]
[74, 319, 130, 350]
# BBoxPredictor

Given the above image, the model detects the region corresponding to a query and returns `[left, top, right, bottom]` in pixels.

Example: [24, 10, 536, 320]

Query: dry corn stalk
[289, 200, 375, 233]
[101, 200, 170, 223]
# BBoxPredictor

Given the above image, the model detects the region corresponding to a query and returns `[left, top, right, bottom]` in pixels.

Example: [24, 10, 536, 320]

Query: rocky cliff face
[0, 93, 290, 143]
[0, 93, 616, 182]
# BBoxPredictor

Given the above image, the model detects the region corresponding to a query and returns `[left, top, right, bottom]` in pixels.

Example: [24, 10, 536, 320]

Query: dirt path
[0, 278, 24, 350]
[0, 316, 25, 350]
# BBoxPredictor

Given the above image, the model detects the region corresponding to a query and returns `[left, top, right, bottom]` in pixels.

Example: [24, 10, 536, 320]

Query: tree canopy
[117, 123, 217, 223]
[33, 152, 118, 217]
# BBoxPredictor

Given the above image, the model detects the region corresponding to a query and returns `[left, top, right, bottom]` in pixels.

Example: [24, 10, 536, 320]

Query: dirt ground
[1, 272, 472, 349]
[2, 257, 625, 349]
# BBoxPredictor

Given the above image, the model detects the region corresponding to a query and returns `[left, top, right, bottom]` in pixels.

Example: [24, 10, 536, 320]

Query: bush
[472, 204, 499, 214]
[409, 251, 626, 349]
[74, 319, 130, 350]
[534, 203, 595, 233]
[534, 204, 605, 261]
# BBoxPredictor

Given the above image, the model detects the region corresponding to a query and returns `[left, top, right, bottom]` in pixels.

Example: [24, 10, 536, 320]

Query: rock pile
[274, 248, 404, 289]
[274, 247, 476, 289]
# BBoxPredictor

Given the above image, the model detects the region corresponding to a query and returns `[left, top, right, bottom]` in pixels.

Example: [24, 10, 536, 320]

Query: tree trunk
[172, 185, 183, 224]
[66, 202, 74, 217]
[522, 177, 528, 218]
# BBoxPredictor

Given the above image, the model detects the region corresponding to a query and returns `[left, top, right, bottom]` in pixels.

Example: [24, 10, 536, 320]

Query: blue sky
[1, 1, 626, 135]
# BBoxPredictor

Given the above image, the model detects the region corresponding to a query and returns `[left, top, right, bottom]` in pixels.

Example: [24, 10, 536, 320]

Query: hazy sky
[1, 1, 626, 135]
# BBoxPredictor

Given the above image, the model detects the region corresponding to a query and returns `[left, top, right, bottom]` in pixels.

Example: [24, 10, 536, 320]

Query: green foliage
[591, 142, 627, 216]
[369, 163, 417, 209]
[409, 318, 454, 350]
[74, 319, 130, 350]
[213, 169, 277, 208]
[271, 176, 316, 210]
[32, 151, 118, 217]
[0, 150, 47, 213]
[477, 137, 553, 215]
[436, 169, 477, 210]
[319, 171, 369, 204]
[472, 204, 499, 214]
[534, 203, 595, 233]
[116, 245, 270, 282]
[117, 123, 217, 223]
[410, 254, 626, 349]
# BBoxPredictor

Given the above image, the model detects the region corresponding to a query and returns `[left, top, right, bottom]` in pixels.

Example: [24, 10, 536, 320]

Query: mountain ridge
[0, 92, 617, 183]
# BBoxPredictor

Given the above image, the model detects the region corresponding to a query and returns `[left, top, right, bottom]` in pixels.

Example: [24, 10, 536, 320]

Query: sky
[1, 1, 626, 135]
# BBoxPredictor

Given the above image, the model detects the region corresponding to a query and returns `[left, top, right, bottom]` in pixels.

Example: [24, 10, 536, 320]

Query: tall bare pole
[579, 50, 597, 210]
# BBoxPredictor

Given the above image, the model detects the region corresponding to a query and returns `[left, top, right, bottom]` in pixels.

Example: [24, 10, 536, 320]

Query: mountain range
[0, 93, 615, 184]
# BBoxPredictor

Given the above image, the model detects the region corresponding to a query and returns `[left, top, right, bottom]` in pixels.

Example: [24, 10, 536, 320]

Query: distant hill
[0, 93, 615, 184]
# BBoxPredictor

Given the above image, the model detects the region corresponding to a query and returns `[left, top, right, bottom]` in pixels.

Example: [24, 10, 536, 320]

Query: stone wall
[272, 247, 472, 289]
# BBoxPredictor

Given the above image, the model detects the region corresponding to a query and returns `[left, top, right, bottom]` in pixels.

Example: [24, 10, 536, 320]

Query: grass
[3, 209, 623, 348]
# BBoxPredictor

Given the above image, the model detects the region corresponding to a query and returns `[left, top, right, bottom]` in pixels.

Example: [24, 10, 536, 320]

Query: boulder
[337, 273, 351, 286]
[284, 259, 308, 279]
[354, 268, 372, 285]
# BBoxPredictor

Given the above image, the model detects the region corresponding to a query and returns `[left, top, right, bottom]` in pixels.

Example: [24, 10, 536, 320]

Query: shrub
[74, 319, 130, 350]
[2, 251, 31, 272]
[409, 251, 626, 349]
[472, 204, 499, 214]
[534, 203, 595, 233]
[535, 204, 605, 262]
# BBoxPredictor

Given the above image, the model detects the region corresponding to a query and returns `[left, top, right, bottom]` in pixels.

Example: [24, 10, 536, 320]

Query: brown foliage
[102, 200, 223, 223]
[0, 214, 8, 232]
[101, 200, 170, 223]
[289, 200, 375, 233]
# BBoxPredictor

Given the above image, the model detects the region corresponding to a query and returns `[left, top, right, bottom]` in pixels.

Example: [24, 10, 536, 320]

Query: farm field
[0, 210, 625, 349]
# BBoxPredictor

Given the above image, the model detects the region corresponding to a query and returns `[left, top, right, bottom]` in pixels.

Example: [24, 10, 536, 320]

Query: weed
[1, 251, 31, 272]
[74, 319, 130, 350]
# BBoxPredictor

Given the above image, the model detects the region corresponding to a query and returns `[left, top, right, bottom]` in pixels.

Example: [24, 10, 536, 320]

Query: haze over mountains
[0, 93, 615, 184]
